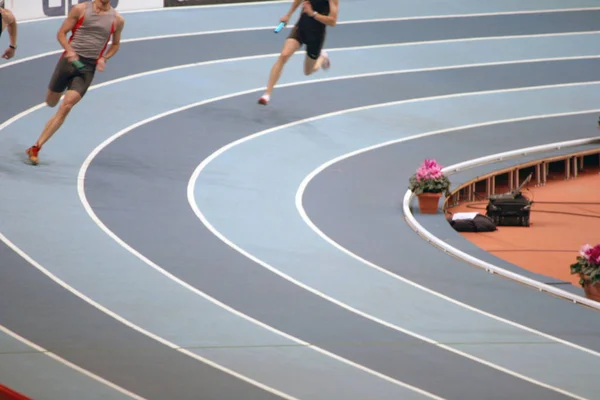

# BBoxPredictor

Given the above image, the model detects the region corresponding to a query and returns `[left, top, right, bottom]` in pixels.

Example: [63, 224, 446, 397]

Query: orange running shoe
[26, 145, 40, 165]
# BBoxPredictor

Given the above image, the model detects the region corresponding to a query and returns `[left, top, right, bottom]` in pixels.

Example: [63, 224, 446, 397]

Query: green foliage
[408, 174, 451, 195]
[570, 255, 600, 287]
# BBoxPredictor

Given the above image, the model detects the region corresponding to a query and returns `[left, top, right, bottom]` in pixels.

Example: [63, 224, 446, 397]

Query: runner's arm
[3, 8, 17, 48]
[314, 0, 339, 27]
[56, 4, 84, 56]
[285, 0, 303, 19]
[102, 15, 124, 61]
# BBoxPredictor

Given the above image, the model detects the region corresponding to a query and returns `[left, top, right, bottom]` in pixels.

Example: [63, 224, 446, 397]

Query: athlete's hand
[280, 14, 290, 24]
[65, 50, 78, 63]
[302, 1, 314, 15]
[97, 57, 106, 72]
[2, 47, 15, 60]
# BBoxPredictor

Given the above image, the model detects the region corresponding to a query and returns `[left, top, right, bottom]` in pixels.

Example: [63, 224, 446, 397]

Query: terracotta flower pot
[581, 274, 600, 302]
[417, 192, 442, 214]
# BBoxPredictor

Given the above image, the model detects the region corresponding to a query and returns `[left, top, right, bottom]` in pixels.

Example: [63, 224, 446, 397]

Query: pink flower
[589, 245, 600, 264]
[415, 159, 445, 181]
[580, 244, 600, 264]
[580, 244, 592, 260]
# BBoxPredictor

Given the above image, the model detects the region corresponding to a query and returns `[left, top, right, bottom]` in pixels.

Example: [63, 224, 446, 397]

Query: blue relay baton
[274, 21, 286, 33]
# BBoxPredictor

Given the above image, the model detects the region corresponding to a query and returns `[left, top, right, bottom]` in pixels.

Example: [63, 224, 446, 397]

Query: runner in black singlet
[258, 0, 340, 106]
[0, 0, 18, 60]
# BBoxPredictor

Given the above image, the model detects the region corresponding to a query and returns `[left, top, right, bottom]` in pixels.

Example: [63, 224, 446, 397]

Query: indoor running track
[1, 1, 600, 399]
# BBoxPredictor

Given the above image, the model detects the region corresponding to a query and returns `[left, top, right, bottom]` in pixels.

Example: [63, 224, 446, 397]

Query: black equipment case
[485, 173, 533, 227]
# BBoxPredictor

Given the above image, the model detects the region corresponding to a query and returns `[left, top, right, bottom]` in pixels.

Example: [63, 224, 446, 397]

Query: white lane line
[3, 14, 600, 70]
[3, 50, 600, 133]
[190, 106, 600, 400]
[0, 51, 595, 400]
[124, 4, 600, 16]
[6, 29, 599, 72]
[401, 145, 600, 308]
[121, 27, 600, 45]
[75, 100, 447, 400]
[79, 92, 600, 400]
[0, 6, 592, 397]
[0, 323, 146, 399]
[0, 247, 300, 400]
[293, 108, 600, 345]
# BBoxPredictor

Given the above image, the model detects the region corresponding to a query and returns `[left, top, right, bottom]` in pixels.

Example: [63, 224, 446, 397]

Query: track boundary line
[0, 323, 146, 399]
[190, 108, 600, 399]
[1, 50, 599, 400]
[3, 52, 600, 133]
[401, 142, 600, 309]
[3, 20, 600, 69]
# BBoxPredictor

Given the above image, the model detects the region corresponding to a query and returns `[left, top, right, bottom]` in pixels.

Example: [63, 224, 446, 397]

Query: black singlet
[298, 0, 331, 32]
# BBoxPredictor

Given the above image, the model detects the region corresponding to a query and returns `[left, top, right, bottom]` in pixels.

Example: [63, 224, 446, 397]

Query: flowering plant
[408, 159, 451, 195]
[570, 244, 600, 287]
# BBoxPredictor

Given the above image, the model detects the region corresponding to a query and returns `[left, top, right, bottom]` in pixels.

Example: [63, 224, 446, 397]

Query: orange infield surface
[446, 167, 600, 287]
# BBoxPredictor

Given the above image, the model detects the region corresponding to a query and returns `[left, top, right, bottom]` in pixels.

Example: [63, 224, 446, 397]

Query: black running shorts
[288, 25, 326, 60]
[48, 55, 96, 97]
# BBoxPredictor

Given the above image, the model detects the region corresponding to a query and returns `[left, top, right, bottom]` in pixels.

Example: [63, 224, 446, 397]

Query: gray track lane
[3, 11, 599, 400]
[0, 250, 283, 400]
[302, 114, 600, 350]
[4, 10, 600, 122]
[83, 60, 600, 400]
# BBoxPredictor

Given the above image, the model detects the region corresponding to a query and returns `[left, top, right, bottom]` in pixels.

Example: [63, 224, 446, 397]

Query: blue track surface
[1, 1, 599, 399]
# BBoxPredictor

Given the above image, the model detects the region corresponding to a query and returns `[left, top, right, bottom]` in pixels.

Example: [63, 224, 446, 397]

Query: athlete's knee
[60, 90, 83, 112]
[58, 98, 77, 115]
[278, 52, 293, 64]
[45, 93, 61, 108]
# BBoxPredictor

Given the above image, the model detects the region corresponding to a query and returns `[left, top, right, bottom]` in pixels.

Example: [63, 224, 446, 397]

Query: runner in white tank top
[0, 0, 18, 60]
[26, 0, 125, 165]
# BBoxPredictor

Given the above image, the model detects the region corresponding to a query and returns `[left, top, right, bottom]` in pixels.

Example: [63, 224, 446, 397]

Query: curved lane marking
[187, 108, 600, 400]
[72, 75, 600, 397]
[68, 89, 600, 400]
[3, 4, 595, 397]
[75, 91, 450, 400]
[75, 79, 600, 400]
[0, 324, 146, 400]
[0, 247, 298, 400]
[1, 46, 594, 400]
[4, 11, 600, 70]
[291, 109, 600, 351]
[3, 52, 600, 133]
[5, 30, 599, 71]
[400, 148, 600, 308]
[190, 109, 600, 398]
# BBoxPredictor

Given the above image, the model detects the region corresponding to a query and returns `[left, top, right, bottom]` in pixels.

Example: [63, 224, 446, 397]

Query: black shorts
[48, 55, 96, 97]
[288, 25, 326, 60]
